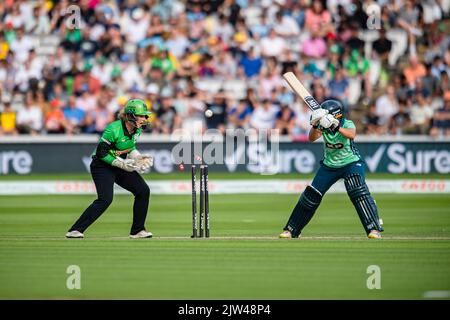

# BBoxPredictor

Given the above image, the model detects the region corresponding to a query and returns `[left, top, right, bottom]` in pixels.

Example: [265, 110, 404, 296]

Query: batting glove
[319, 114, 339, 130]
[310, 109, 328, 127]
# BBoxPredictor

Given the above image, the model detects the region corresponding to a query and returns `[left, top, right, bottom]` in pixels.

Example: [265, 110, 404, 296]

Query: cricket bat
[282, 72, 321, 111]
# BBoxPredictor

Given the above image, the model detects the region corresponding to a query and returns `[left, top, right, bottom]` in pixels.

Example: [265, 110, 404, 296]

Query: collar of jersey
[121, 119, 134, 138]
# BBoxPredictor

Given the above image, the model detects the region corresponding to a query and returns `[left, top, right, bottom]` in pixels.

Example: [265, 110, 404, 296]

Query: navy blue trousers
[311, 160, 366, 195]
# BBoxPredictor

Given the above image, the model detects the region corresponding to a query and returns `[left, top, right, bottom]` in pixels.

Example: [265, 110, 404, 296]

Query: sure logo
[0, 151, 33, 174]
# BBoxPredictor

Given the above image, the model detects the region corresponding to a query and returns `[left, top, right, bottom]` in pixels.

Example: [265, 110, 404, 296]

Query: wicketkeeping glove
[111, 157, 138, 172]
[128, 150, 154, 174]
[135, 155, 154, 174]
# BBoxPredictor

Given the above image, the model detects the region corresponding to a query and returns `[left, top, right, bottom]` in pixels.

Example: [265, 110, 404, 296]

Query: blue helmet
[320, 99, 344, 120]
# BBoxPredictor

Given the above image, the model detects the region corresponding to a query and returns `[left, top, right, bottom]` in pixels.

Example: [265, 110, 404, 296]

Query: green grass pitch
[0, 192, 449, 299]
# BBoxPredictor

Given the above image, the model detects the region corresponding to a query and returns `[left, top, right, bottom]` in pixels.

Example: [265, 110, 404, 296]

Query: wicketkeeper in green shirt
[66, 99, 154, 239]
[280, 100, 384, 239]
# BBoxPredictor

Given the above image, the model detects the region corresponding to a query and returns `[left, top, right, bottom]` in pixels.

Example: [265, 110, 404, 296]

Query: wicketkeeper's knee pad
[285, 185, 323, 237]
[344, 173, 383, 234]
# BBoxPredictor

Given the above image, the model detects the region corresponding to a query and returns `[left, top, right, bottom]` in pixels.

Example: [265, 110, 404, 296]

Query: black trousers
[69, 159, 150, 235]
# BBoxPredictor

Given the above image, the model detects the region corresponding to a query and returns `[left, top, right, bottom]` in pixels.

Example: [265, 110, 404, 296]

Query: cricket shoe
[66, 230, 84, 238]
[129, 230, 153, 239]
[279, 230, 293, 239]
[367, 230, 382, 239]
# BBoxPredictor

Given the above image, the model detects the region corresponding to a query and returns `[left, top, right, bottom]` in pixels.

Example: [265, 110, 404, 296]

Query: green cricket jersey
[321, 119, 360, 168]
[93, 120, 142, 165]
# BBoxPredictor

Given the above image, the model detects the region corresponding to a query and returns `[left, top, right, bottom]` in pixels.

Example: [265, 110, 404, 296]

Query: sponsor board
[1, 141, 449, 174]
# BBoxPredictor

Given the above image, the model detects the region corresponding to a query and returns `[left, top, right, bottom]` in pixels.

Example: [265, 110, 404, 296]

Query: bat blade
[282, 72, 321, 111]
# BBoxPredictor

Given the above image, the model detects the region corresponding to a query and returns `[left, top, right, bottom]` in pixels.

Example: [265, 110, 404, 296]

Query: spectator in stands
[0, 0, 447, 138]
[389, 100, 412, 135]
[228, 99, 252, 130]
[345, 23, 365, 53]
[213, 13, 235, 43]
[372, 28, 392, 67]
[276, 104, 296, 135]
[84, 95, 114, 134]
[166, 27, 190, 59]
[120, 54, 145, 91]
[273, 10, 300, 38]
[14, 52, 41, 93]
[403, 55, 427, 88]
[74, 62, 101, 95]
[215, 49, 238, 79]
[430, 95, 450, 137]
[397, 0, 422, 38]
[250, 9, 270, 40]
[150, 47, 176, 78]
[154, 88, 181, 134]
[250, 99, 279, 132]
[344, 49, 372, 102]
[4, 3, 26, 29]
[124, 7, 150, 44]
[409, 93, 434, 134]
[0, 32, 9, 61]
[292, 100, 311, 140]
[261, 28, 286, 59]
[61, 25, 83, 52]
[90, 56, 112, 86]
[375, 85, 399, 131]
[304, 0, 333, 37]
[326, 45, 343, 79]
[431, 55, 450, 80]
[9, 27, 34, 64]
[145, 65, 167, 93]
[198, 53, 216, 77]
[0, 99, 18, 135]
[392, 73, 410, 102]
[239, 46, 263, 79]
[349, 0, 369, 30]
[438, 70, 450, 98]
[328, 67, 349, 104]
[310, 81, 329, 104]
[44, 99, 70, 134]
[422, 63, 439, 97]
[301, 31, 327, 59]
[63, 95, 86, 134]
[363, 103, 383, 135]
[16, 93, 43, 135]
[280, 48, 299, 75]
[26, 2, 51, 34]
[258, 68, 284, 100]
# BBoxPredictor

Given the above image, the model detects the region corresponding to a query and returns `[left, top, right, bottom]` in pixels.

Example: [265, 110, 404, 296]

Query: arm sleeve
[96, 126, 117, 165]
[344, 120, 356, 129]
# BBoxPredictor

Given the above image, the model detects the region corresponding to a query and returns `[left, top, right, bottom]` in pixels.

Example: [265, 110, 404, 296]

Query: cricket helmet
[124, 99, 151, 118]
[320, 99, 344, 120]
[124, 99, 152, 129]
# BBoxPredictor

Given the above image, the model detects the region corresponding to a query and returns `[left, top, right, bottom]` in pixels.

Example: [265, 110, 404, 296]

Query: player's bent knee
[300, 185, 323, 209]
[96, 197, 113, 209]
[135, 184, 150, 198]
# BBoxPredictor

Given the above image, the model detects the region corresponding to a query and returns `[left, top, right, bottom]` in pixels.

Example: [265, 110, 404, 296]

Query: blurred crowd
[0, 0, 449, 139]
